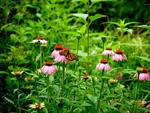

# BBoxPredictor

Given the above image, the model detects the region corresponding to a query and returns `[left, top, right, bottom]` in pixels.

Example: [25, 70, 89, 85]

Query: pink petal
[104, 64, 111, 71]
[122, 54, 127, 60]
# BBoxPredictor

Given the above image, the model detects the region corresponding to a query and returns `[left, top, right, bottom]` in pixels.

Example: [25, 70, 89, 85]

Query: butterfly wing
[60, 50, 79, 61]
[66, 53, 79, 61]
[60, 50, 68, 56]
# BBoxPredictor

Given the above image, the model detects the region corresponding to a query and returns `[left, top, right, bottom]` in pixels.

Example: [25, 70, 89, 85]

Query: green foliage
[0, 0, 150, 113]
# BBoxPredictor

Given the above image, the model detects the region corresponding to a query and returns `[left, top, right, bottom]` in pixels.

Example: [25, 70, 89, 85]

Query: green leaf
[89, 14, 106, 24]
[51, 0, 57, 4]
[87, 94, 97, 106]
[13, 13, 23, 21]
[120, 43, 150, 47]
[49, 75, 54, 83]
[124, 22, 139, 27]
[62, 31, 81, 36]
[136, 56, 150, 62]
[91, 0, 117, 1]
[80, 24, 86, 34]
[72, 13, 88, 21]
[82, 102, 93, 107]
[73, 108, 82, 113]
[78, 50, 87, 58]
[4, 97, 14, 105]
[36, 52, 42, 61]
[135, 25, 150, 29]
[10, 34, 18, 42]
[0, 71, 9, 74]
[81, 0, 88, 4]
[1, 23, 12, 31]
[106, 110, 121, 113]
[36, 13, 42, 19]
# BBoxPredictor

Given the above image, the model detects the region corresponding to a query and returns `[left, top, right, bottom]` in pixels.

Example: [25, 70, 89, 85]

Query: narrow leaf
[4, 97, 14, 105]
[36, 52, 42, 61]
[136, 56, 150, 62]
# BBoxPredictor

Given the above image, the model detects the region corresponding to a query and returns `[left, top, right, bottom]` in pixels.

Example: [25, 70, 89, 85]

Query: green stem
[132, 72, 140, 113]
[87, 1, 90, 75]
[40, 46, 42, 67]
[77, 38, 79, 55]
[61, 62, 66, 97]
[96, 70, 105, 113]
[116, 61, 120, 79]
[136, 72, 140, 100]
[102, 40, 104, 51]
[62, 62, 65, 85]
[107, 55, 109, 62]
[17, 79, 21, 113]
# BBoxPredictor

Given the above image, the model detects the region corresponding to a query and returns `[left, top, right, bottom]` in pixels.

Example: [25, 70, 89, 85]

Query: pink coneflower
[38, 62, 57, 75]
[51, 45, 63, 58]
[32, 37, 48, 45]
[102, 47, 115, 56]
[54, 49, 71, 64]
[116, 73, 123, 80]
[80, 74, 92, 82]
[146, 104, 150, 108]
[112, 50, 127, 62]
[29, 102, 45, 109]
[134, 68, 150, 81]
[96, 59, 111, 71]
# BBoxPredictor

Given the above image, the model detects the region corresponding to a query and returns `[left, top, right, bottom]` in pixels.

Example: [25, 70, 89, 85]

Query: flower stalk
[87, 0, 90, 75]
[97, 69, 105, 113]
[16, 78, 21, 113]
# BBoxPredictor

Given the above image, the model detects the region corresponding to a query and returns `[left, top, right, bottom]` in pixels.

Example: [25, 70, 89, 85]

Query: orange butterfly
[60, 49, 79, 61]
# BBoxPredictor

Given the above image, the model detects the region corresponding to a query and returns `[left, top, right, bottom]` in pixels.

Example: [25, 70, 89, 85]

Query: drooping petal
[122, 54, 127, 60]
[32, 39, 39, 43]
[96, 63, 101, 69]
[104, 64, 111, 71]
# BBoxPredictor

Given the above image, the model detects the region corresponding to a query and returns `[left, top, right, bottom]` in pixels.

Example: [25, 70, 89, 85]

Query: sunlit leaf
[80, 24, 86, 34]
[135, 25, 150, 29]
[136, 56, 150, 62]
[78, 50, 87, 58]
[72, 13, 88, 21]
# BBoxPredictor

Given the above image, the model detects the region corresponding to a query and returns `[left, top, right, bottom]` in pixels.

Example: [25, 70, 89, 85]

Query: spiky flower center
[45, 62, 53, 66]
[116, 50, 123, 54]
[100, 59, 108, 64]
[54, 45, 63, 50]
[106, 47, 112, 50]
[63, 48, 70, 51]
[37, 37, 44, 40]
[83, 74, 89, 77]
[142, 68, 148, 73]
[35, 104, 41, 107]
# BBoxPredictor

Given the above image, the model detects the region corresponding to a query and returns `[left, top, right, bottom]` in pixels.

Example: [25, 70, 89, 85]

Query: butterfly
[60, 50, 79, 61]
